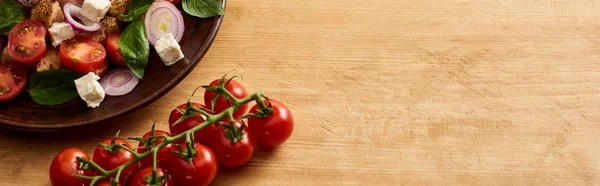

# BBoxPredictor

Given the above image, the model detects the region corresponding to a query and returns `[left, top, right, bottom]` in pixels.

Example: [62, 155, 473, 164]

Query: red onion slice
[18, 0, 36, 7]
[100, 68, 139, 96]
[145, 1, 184, 46]
[63, 2, 102, 32]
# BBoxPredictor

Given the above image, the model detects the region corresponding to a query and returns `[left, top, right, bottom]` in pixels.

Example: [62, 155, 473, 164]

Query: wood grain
[1, 0, 600, 185]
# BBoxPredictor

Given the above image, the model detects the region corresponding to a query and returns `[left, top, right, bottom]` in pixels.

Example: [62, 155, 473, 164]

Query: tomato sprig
[70, 75, 276, 186]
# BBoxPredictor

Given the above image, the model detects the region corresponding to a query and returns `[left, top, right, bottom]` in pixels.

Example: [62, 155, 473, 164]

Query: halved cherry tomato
[49, 148, 95, 186]
[0, 63, 27, 101]
[204, 78, 249, 118]
[106, 32, 126, 67]
[60, 36, 106, 73]
[92, 60, 108, 77]
[8, 20, 47, 64]
[169, 102, 217, 146]
[166, 143, 218, 186]
[247, 99, 294, 148]
[137, 130, 174, 168]
[210, 119, 255, 168]
[92, 138, 139, 184]
[130, 166, 173, 186]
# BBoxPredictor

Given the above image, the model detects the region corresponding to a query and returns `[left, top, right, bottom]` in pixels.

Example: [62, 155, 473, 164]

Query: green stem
[80, 90, 266, 185]
[116, 144, 141, 159]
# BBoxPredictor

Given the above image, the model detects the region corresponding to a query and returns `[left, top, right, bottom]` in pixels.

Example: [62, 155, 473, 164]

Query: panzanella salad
[0, 0, 223, 108]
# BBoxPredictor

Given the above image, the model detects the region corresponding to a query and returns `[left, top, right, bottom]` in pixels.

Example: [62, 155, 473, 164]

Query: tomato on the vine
[247, 99, 294, 148]
[49, 148, 95, 186]
[8, 20, 46, 64]
[169, 102, 217, 146]
[166, 143, 218, 186]
[130, 166, 172, 186]
[210, 119, 255, 168]
[137, 130, 174, 168]
[204, 78, 249, 118]
[96, 181, 121, 186]
[92, 138, 139, 184]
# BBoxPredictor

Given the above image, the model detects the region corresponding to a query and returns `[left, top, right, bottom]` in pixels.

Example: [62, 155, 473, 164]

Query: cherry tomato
[204, 78, 249, 118]
[7, 20, 46, 64]
[165, 0, 181, 4]
[92, 60, 108, 77]
[210, 119, 255, 168]
[0, 63, 27, 101]
[106, 32, 126, 67]
[49, 148, 95, 186]
[92, 138, 139, 184]
[247, 99, 294, 148]
[60, 36, 106, 73]
[166, 143, 218, 186]
[130, 166, 173, 186]
[137, 130, 174, 168]
[169, 102, 217, 146]
[96, 181, 121, 186]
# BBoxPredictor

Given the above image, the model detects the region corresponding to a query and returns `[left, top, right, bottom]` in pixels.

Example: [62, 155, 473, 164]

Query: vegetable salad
[0, 0, 223, 108]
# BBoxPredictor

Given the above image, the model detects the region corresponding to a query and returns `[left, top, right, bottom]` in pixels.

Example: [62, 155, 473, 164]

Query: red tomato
[167, 0, 181, 4]
[137, 130, 174, 168]
[92, 138, 139, 184]
[210, 119, 255, 168]
[7, 20, 46, 64]
[169, 102, 217, 146]
[92, 60, 108, 77]
[130, 166, 172, 186]
[96, 181, 121, 186]
[166, 143, 218, 186]
[0, 63, 27, 101]
[59, 36, 106, 73]
[106, 32, 126, 67]
[49, 148, 95, 186]
[204, 78, 249, 118]
[247, 99, 294, 148]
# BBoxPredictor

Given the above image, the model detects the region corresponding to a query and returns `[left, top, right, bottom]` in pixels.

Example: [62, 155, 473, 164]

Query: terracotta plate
[0, 1, 226, 131]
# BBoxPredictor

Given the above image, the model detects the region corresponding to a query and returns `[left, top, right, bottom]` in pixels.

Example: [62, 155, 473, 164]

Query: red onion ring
[100, 68, 139, 96]
[145, 1, 184, 46]
[18, 0, 36, 7]
[63, 2, 102, 32]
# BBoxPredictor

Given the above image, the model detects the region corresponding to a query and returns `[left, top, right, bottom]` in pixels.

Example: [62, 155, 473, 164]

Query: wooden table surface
[2, 0, 600, 185]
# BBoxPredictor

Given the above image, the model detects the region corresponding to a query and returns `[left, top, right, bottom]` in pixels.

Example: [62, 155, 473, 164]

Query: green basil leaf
[120, 0, 153, 22]
[28, 69, 81, 106]
[121, 4, 151, 22]
[119, 20, 149, 79]
[0, 1, 25, 35]
[182, 0, 224, 18]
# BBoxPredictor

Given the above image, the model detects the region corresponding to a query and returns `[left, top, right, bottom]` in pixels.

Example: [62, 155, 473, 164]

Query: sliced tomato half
[60, 36, 107, 74]
[0, 63, 28, 101]
[8, 20, 47, 64]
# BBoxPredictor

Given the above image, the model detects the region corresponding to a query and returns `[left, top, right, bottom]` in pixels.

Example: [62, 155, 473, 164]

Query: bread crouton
[36, 48, 61, 72]
[30, 0, 65, 28]
[78, 16, 119, 44]
[1, 47, 13, 64]
[108, 0, 129, 21]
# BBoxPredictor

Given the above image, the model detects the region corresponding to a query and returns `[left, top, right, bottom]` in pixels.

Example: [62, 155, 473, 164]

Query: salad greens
[119, 20, 150, 79]
[28, 69, 81, 106]
[121, 0, 153, 22]
[183, 0, 224, 18]
[0, 1, 25, 35]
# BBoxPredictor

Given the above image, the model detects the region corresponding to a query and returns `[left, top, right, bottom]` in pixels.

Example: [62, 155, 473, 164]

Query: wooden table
[2, 0, 600, 185]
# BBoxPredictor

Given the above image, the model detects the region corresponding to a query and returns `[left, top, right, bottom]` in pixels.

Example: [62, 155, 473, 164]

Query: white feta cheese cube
[154, 33, 184, 66]
[74, 72, 105, 108]
[48, 22, 75, 47]
[81, 0, 111, 22]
